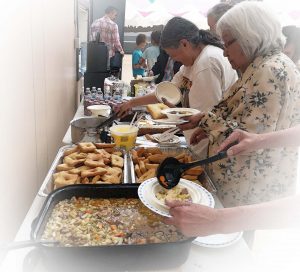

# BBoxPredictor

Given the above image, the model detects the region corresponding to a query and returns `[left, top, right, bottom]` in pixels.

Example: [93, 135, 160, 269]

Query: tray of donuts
[38, 142, 129, 197]
[129, 146, 217, 193]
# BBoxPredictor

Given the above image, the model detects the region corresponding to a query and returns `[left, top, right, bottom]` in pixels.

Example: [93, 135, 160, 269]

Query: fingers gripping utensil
[156, 142, 238, 189]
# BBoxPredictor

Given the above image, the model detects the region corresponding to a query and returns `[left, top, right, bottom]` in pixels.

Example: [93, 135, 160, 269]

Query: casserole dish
[31, 184, 193, 271]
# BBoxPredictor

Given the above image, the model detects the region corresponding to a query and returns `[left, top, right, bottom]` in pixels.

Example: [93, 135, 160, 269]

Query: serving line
[4, 101, 256, 271]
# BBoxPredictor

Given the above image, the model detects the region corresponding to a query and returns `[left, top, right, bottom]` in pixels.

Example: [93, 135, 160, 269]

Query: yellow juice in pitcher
[110, 125, 139, 151]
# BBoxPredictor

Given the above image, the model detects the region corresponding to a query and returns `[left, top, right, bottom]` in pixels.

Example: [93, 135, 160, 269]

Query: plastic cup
[110, 125, 139, 151]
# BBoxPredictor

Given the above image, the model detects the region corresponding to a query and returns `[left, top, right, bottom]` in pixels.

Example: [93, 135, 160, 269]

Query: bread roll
[146, 103, 169, 119]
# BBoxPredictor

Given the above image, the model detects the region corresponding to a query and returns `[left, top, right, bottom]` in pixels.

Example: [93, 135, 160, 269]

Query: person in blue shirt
[142, 31, 161, 72]
[132, 34, 147, 78]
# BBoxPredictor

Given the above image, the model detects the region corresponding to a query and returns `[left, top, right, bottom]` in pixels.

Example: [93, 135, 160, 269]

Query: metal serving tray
[129, 145, 217, 193]
[38, 145, 129, 197]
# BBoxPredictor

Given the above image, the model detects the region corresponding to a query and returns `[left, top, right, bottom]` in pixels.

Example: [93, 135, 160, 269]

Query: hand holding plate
[177, 112, 204, 131]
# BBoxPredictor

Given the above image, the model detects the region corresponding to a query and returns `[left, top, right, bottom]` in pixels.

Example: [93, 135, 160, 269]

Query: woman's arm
[115, 93, 158, 118]
[164, 195, 300, 236]
[217, 126, 300, 156]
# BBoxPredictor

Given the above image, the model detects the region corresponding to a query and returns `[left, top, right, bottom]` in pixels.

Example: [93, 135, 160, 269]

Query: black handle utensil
[96, 112, 118, 130]
[156, 141, 238, 189]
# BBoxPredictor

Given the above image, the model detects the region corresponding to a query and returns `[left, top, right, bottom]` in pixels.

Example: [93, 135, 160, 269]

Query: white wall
[0, 0, 76, 242]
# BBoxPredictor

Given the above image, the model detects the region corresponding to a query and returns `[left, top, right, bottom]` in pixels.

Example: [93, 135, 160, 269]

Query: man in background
[90, 6, 124, 71]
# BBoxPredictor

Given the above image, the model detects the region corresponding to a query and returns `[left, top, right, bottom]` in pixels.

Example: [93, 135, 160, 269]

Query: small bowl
[161, 108, 200, 121]
[87, 105, 111, 117]
[155, 82, 182, 105]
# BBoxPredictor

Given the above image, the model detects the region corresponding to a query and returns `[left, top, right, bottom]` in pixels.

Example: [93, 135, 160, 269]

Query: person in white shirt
[116, 17, 237, 156]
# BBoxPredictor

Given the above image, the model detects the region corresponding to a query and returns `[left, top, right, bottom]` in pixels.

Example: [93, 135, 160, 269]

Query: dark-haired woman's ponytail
[198, 29, 224, 50]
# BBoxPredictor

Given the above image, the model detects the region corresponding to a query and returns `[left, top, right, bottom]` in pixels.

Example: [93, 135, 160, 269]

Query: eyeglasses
[223, 39, 237, 49]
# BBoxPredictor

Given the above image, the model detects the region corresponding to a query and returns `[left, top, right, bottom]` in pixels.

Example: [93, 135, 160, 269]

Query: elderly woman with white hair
[176, 2, 300, 207]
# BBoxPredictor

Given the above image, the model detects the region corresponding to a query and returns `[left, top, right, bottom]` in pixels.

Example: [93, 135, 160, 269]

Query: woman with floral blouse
[178, 2, 300, 207]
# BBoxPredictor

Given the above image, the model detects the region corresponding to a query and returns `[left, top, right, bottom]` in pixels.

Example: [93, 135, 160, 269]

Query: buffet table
[0, 103, 256, 272]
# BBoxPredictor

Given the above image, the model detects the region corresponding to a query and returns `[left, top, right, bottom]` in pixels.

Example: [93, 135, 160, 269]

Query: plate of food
[138, 178, 215, 217]
[150, 118, 189, 125]
[161, 108, 200, 121]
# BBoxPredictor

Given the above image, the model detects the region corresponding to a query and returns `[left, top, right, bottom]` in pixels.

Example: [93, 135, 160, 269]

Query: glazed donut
[54, 171, 78, 188]
[68, 152, 87, 160]
[91, 175, 101, 184]
[95, 149, 112, 160]
[68, 165, 91, 175]
[63, 145, 78, 156]
[81, 167, 107, 178]
[78, 142, 96, 153]
[101, 167, 121, 184]
[84, 153, 106, 168]
[63, 156, 85, 167]
[112, 151, 123, 157]
[56, 163, 74, 172]
[112, 167, 122, 175]
[94, 143, 116, 149]
[111, 154, 124, 168]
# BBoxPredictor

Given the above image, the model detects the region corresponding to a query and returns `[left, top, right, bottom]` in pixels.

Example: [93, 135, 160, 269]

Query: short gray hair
[216, 2, 284, 60]
[207, 3, 233, 22]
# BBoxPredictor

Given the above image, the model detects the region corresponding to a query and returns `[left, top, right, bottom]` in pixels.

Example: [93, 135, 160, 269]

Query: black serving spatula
[156, 141, 237, 189]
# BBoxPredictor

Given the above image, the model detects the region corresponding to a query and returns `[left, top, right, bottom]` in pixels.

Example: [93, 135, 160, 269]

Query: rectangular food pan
[32, 184, 193, 271]
[129, 145, 217, 193]
[38, 145, 129, 197]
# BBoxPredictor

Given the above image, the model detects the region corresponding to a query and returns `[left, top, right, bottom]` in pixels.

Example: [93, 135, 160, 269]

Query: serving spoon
[156, 142, 237, 189]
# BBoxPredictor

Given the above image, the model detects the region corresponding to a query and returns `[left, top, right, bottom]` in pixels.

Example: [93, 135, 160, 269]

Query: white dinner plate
[138, 178, 215, 217]
[193, 232, 243, 248]
[150, 118, 188, 125]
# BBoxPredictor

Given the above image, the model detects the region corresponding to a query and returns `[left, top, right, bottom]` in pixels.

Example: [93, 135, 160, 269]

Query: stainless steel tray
[38, 145, 129, 197]
[128, 145, 217, 193]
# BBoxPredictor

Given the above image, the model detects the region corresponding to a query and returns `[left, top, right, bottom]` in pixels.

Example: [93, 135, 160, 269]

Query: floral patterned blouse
[199, 51, 300, 207]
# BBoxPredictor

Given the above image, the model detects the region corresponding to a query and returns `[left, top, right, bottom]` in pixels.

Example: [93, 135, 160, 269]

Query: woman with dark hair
[117, 17, 236, 155]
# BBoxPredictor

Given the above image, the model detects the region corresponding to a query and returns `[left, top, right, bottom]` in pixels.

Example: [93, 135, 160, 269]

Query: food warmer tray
[38, 145, 129, 197]
[129, 145, 217, 193]
[32, 184, 194, 271]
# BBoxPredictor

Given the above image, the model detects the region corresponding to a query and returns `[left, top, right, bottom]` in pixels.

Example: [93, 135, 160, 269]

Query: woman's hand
[115, 100, 133, 118]
[177, 113, 204, 131]
[217, 129, 262, 156]
[189, 127, 207, 145]
[163, 200, 221, 237]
